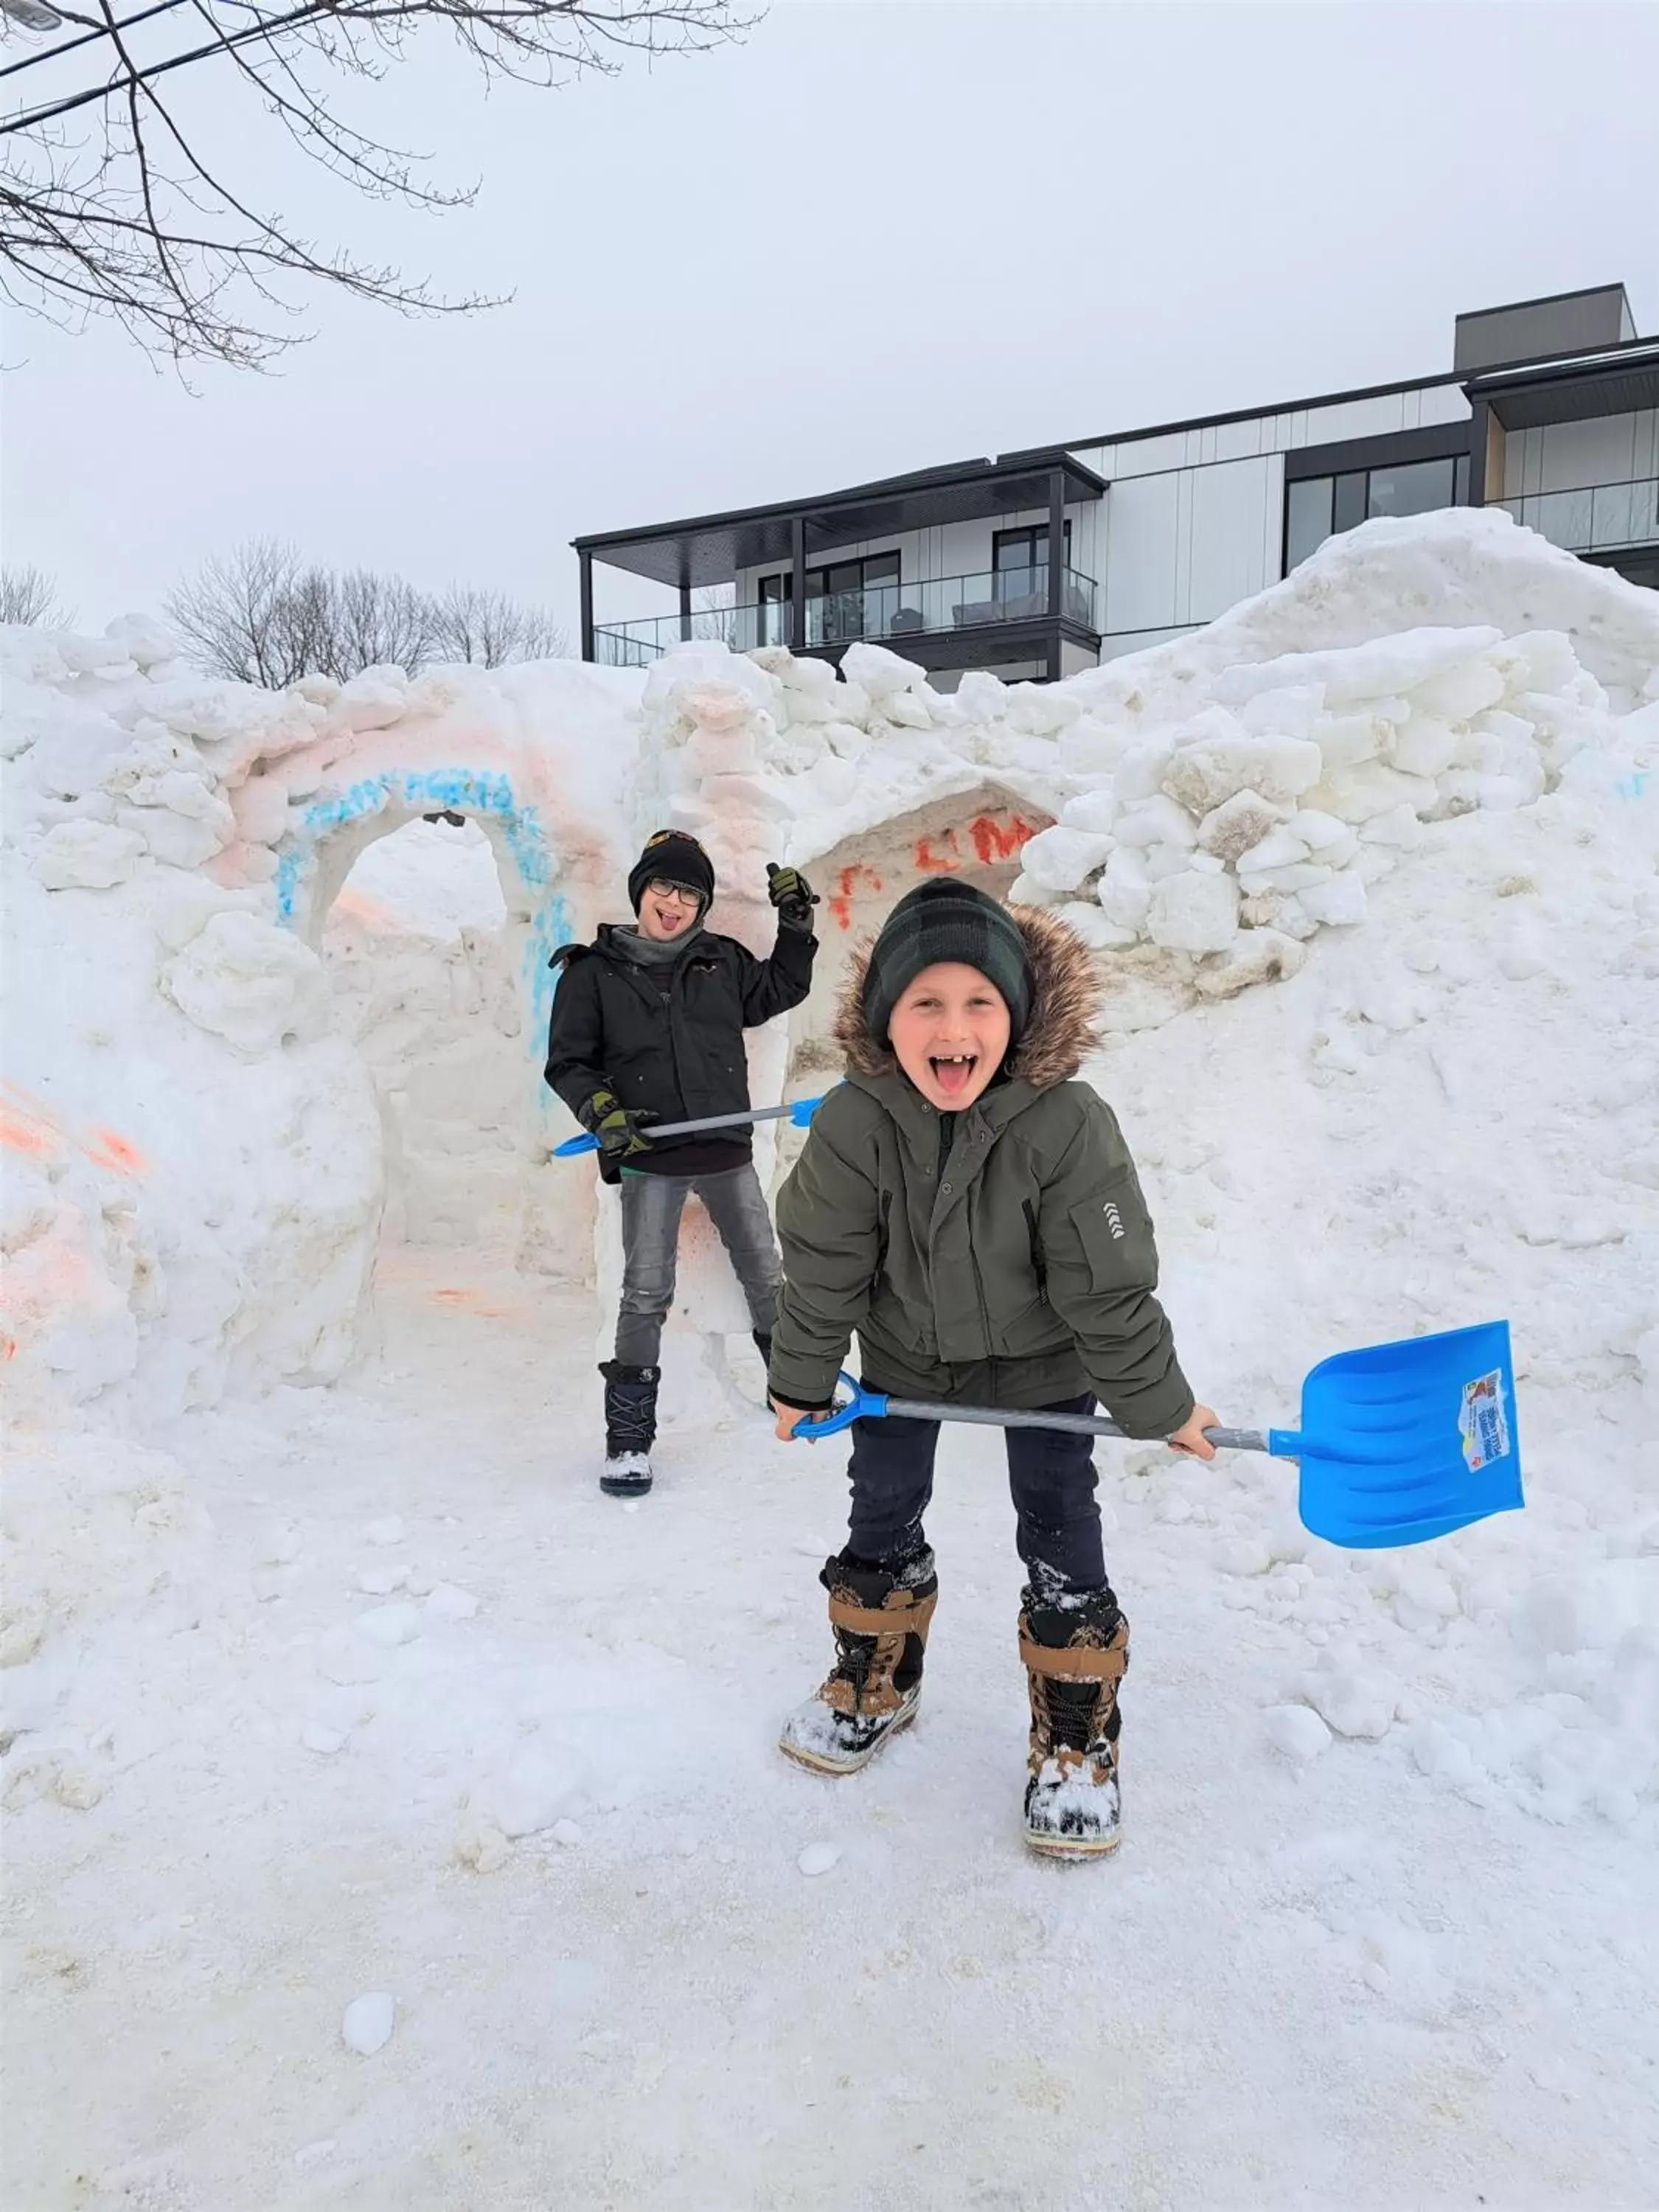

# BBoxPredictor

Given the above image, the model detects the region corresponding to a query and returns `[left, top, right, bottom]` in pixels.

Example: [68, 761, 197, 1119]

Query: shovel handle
[554, 1092, 829, 1158]
[788, 1379, 1281, 1456]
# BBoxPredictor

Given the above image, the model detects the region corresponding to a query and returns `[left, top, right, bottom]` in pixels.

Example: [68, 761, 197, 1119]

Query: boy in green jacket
[766, 878, 1218, 1857]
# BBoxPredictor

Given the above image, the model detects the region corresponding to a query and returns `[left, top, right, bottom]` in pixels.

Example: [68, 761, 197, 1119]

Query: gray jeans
[615, 1163, 782, 1367]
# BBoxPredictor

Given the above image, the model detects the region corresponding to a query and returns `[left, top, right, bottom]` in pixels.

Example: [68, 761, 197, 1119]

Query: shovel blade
[1296, 1321, 1523, 1549]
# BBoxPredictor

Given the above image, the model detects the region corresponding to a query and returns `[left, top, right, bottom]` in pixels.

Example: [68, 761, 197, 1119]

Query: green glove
[580, 1088, 655, 1160]
[766, 862, 819, 933]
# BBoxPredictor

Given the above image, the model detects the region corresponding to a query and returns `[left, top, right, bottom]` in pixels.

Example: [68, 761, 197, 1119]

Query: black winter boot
[1020, 1585, 1129, 1858]
[598, 1360, 659, 1498]
[778, 1548, 937, 1775]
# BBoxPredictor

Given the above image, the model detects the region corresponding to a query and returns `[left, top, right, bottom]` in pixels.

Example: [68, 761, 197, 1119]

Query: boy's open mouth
[929, 1053, 977, 1096]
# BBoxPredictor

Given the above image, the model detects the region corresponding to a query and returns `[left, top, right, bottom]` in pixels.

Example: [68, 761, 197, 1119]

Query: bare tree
[163, 538, 305, 684]
[1, 0, 751, 369]
[333, 566, 435, 675]
[429, 582, 567, 665]
[164, 538, 568, 682]
[0, 560, 74, 625]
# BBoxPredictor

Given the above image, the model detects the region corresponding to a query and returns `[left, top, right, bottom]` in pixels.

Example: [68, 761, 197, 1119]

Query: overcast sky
[5, 0, 1657, 641]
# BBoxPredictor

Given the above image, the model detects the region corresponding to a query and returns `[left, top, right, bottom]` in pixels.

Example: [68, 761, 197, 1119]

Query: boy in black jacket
[545, 830, 818, 1495]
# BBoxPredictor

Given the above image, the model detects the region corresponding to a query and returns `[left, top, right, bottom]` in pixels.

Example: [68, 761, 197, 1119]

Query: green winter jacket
[768, 905, 1194, 1437]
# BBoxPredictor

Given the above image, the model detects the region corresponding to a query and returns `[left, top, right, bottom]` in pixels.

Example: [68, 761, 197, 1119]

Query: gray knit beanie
[861, 880, 1033, 1046]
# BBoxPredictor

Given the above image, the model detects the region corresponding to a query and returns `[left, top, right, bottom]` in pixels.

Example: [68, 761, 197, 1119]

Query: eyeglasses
[645, 879, 702, 906]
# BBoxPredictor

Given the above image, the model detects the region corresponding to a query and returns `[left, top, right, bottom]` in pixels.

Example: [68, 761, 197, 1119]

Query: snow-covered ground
[4, 511, 1659, 2207]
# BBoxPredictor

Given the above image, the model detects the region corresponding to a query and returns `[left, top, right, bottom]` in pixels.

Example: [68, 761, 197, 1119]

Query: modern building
[575, 282, 1658, 686]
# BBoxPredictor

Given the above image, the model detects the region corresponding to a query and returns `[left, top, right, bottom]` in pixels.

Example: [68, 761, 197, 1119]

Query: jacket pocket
[1067, 1168, 1156, 1293]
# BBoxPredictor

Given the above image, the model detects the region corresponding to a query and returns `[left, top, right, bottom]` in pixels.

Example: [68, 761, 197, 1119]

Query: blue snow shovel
[554, 1093, 832, 1159]
[786, 1321, 1523, 1551]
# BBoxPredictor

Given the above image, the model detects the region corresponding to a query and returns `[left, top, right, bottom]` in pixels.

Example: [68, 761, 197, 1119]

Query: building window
[757, 571, 791, 646]
[1284, 453, 1471, 573]
[757, 551, 901, 646]
[992, 523, 1071, 602]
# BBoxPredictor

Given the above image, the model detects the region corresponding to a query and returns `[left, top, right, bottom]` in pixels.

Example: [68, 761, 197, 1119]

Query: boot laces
[830, 1627, 877, 1696]
[604, 1384, 654, 1453]
[1045, 1676, 1103, 1755]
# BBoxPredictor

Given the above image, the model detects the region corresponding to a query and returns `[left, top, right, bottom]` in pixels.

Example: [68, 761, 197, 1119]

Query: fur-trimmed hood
[832, 902, 1100, 1091]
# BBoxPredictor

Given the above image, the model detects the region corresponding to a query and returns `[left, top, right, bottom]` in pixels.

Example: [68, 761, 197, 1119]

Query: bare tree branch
[429, 582, 568, 665]
[1, 0, 753, 366]
[163, 540, 569, 683]
[0, 562, 76, 625]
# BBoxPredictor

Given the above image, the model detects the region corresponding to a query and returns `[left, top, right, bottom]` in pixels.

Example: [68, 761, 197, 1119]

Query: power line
[1, 0, 195, 84]
[1, 0, 335, 131]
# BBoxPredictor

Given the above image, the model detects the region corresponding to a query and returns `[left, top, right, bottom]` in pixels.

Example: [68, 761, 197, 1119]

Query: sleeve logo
[1102, 1200, 1126, 1241]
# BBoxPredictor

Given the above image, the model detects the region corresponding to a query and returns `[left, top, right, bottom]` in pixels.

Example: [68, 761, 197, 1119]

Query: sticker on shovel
[1458, 1369, 1511, 1473]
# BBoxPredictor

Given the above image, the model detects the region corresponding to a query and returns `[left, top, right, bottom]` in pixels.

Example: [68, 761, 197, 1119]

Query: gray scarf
[614, 923, 703, 969]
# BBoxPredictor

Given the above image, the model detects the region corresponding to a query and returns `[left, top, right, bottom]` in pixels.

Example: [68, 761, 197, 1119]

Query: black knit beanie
[628, 830, 715, 916]
[862, 880, 1033, 1047]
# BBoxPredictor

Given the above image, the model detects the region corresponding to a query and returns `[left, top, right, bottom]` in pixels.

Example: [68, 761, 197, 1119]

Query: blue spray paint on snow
[274, 767, 553, 922]
[274, 767, 566, 1096]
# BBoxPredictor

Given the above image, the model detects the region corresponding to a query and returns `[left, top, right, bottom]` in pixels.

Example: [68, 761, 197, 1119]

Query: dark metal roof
[572, 452, 1107, 588]
[1467, 336, 1659, 431]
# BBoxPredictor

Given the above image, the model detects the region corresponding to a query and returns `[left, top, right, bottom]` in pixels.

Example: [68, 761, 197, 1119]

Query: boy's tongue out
[931, 1054, 976, 1099]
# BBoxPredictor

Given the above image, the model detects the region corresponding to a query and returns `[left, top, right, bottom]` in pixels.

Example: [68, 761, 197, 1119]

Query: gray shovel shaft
[879, 1398, 1270, 1454]
[647, 1102, 791, 1139]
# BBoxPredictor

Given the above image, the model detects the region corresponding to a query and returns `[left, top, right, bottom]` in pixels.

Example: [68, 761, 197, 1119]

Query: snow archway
[271, 764, 593, 1278]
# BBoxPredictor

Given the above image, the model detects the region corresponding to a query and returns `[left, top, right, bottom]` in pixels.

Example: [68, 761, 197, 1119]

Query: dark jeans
[845, 1394, 1107, 1596]
[615, 1164, 781, 1367]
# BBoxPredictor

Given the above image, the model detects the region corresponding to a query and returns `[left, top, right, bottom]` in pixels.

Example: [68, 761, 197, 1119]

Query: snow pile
[4, 509, 1655, 1416]
[1, 632, 636, 1413]
[1094, 774, 1659, 1831]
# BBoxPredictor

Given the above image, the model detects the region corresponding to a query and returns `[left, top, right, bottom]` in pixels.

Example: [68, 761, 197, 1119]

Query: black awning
[1467, 340, 1659, 432]
[574, 454, 1107, 588]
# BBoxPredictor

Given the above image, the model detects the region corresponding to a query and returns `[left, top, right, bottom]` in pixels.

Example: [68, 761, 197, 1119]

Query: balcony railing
[593, 565, 1099, 668]
[1495, 475, 1659, 557]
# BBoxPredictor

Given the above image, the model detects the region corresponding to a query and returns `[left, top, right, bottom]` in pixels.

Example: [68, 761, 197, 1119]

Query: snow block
[1164, 733, 1323, 815]
[1147, 870, 1239, 953]
[1059, 786, 1119, 835]
[1054, 901, 1140, 950]
[952, 669, 1009, 723]
[1194, 928, 1307, 998]
[1197, 789, 1286, 862]
[32, 819, 144, 891]
[1017, 824, 1115, 891]
[840, 640, 924, 700]
[1115, 795, 1197, 850]
[159, 910, 330, 1056]
[1297, 870, 1368, 926]
[1096, 848, 1152, 929]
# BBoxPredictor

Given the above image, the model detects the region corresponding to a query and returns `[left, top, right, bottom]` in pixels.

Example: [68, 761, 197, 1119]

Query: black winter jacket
[544, 922, 816, 1179]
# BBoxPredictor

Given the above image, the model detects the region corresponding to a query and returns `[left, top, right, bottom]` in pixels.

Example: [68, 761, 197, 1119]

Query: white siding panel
[1102, 473, 1180, 633]
[1214, 417, 1265, 462]
[1419, 383, 1472, 425]
[1302, 394, 1410, 445]
[1107, 431, 1189, 479]
[1263, 450, 1287, 581]
[1186, 457, 1275, 622]
[1174, 468, 1196, 623]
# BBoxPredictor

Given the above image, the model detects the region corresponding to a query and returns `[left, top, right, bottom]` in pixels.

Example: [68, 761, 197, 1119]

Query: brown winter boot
[778, 1550, 937, 1775]
[1020, 1589, 1130, 1858]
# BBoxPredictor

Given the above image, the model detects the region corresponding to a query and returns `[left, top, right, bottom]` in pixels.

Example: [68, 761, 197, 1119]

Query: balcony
[1494, 474, 1659, 560]
[594, 565, 1099, 670]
